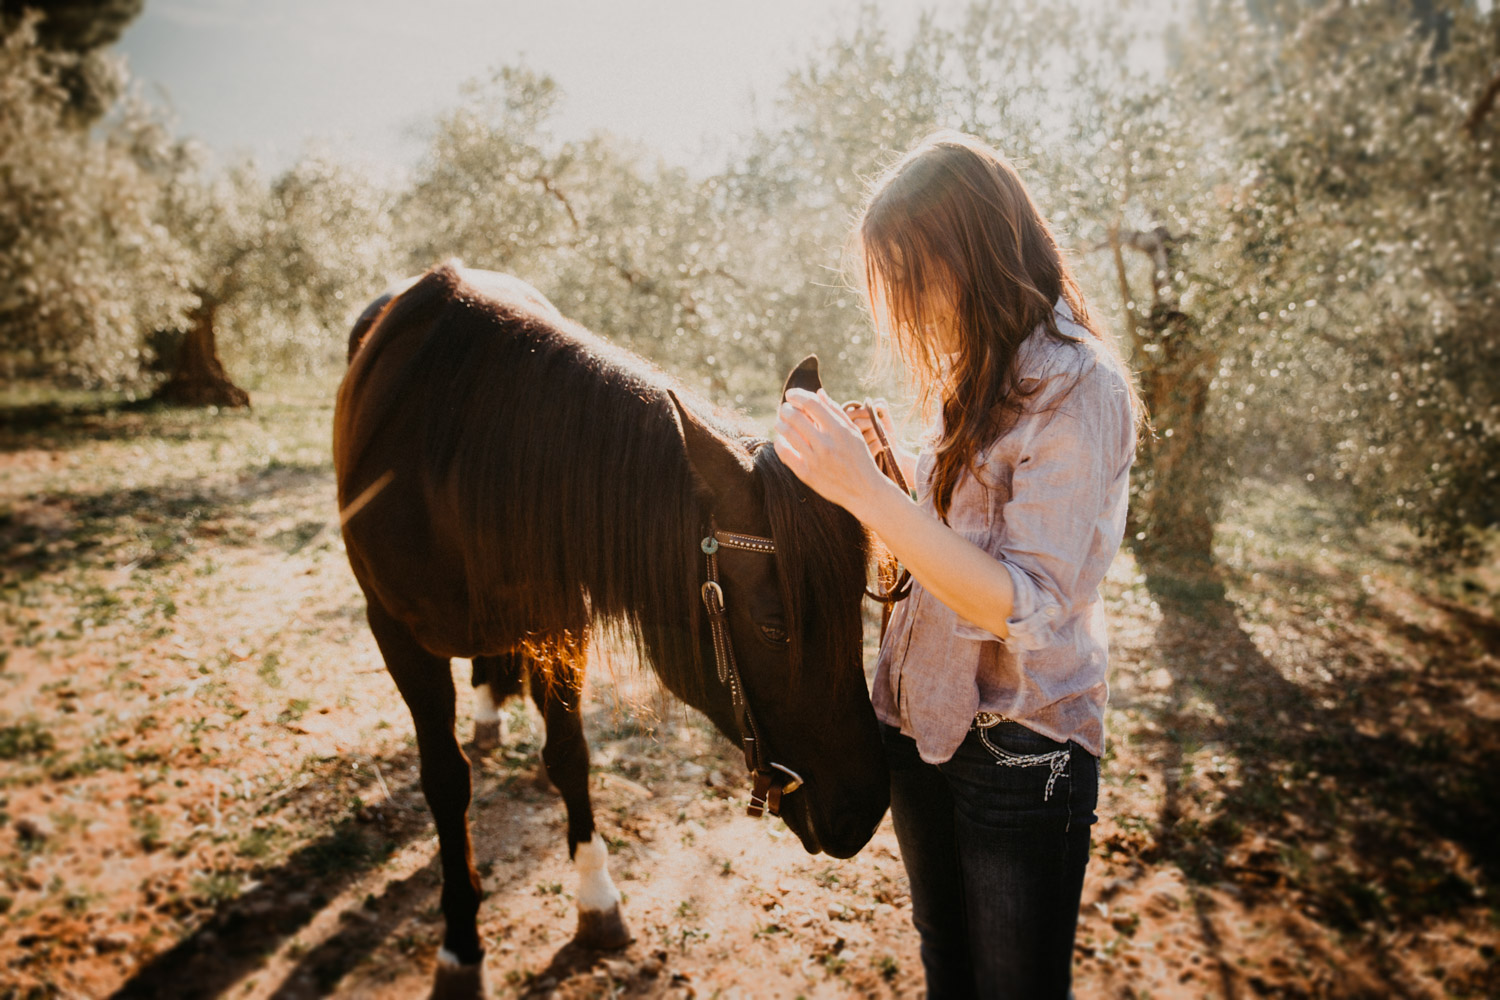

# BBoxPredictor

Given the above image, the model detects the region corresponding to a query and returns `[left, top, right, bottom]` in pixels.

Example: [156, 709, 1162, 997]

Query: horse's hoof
[473, 720, 501, 752]
[575, 905, 633, 951]
[429, 949, 487, 1000]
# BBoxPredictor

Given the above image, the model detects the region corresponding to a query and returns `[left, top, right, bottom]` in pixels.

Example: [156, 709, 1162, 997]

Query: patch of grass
[0, 719, 55, 760]
[236, 827, 282, 861]
[269, 521, 325, 554]
[46, 740, 127, 780]
[192, 872, 243, 907]
[131, 809, 165, 853]
[258, 652, 283, 689]
[299, 821, 388, 875]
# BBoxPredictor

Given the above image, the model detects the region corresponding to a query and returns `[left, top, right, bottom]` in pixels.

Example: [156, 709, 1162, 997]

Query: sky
[117, 0, 934, 174]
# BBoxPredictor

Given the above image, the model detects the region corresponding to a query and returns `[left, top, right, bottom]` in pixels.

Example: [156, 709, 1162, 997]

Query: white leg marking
[574, 833, 622, 913]
[436, 946, 464, 967]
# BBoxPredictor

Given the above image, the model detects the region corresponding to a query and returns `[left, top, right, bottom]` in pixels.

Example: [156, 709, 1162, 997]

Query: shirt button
[1045, 607, 1058, 619]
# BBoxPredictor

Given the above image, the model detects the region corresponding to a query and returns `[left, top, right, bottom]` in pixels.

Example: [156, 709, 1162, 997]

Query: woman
[774, 131, 1141, 998]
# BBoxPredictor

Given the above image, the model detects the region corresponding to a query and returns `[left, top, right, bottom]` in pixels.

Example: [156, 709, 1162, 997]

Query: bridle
[698, 519, 805, 819]
[698, 404, 914, 820]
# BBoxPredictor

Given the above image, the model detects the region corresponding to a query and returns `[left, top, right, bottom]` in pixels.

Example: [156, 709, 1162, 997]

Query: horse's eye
[758, 624, 789, 646]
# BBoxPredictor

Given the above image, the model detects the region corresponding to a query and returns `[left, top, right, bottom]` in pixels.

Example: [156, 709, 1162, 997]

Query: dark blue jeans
[885, 720, 1098, 999]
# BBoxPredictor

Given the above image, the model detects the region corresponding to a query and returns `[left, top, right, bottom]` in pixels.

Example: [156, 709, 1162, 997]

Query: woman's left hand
[774, 388, 891, 517]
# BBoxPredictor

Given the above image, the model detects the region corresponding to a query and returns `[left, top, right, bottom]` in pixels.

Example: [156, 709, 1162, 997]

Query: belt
[973, 711, 1010, 729]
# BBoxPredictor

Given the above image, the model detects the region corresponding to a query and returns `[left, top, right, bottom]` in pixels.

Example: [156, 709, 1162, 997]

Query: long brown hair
[855, 130, 1141, 518]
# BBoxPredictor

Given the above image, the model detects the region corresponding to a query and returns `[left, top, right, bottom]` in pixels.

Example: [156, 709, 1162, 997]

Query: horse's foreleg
[366, 601, 488, 1000]
[530, 665, 631, 951]
[470, 653, 525, 752]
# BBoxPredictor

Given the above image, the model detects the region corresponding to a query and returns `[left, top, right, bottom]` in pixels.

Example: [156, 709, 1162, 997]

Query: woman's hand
[774, 388, 895, 518]
[843, 398, 918, 488]
[777, 388, 1018, 641]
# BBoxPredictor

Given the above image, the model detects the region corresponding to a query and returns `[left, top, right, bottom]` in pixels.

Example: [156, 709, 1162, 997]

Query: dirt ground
[1, 380, 1497, 999]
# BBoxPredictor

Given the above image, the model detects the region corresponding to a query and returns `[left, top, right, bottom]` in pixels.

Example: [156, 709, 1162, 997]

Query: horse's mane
[753, 444, 870, 699]
[342, 263, 870, 705]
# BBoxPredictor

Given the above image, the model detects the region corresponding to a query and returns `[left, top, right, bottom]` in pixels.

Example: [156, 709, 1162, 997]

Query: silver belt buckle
[974, 711, 1006, 729]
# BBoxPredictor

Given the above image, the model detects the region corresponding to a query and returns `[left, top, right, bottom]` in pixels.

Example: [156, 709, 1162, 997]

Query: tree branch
[1463, 66, 1500, 138]
[1103, 219, 1143, 358]
[531, 171, 580, 230]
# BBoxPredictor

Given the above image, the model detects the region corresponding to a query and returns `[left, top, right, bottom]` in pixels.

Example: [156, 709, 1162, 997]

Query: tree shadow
[0, 396, 164, 437]
[105, 739, 546, 1000]
[108, 748, 431, 1000]
[0, 395, 260, 455]
[263, 761, 562, 1000]
[517, 939, 657, 999]
[1129, 558, 1499, 986]
[1, 462, 333, 583]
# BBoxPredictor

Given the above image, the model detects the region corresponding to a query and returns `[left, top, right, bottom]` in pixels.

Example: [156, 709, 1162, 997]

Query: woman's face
[864, 265, 961, 357]
[922, 284, 960, 355]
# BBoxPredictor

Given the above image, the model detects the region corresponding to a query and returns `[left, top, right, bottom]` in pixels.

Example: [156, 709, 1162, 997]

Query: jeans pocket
[972, 719, 1073, 803]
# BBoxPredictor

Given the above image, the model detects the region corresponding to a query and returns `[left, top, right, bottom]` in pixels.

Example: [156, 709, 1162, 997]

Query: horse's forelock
[753, 445, 871, 697]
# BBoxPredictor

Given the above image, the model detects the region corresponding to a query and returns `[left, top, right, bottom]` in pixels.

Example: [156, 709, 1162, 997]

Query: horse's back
[452, 269, 564, 325]
[335, 264, 564, 481]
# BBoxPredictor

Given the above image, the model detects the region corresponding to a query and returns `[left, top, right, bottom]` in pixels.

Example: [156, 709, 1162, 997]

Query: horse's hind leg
[366, 600, 488, 999]
[471, 653, 525, 752]
[530, 662, 631, 950]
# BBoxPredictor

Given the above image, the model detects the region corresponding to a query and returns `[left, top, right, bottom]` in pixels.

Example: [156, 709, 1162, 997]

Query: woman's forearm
[852, 477, 1015, 641]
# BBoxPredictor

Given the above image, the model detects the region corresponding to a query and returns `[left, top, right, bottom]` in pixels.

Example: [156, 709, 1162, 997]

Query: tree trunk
[1127, 305, 1221, 567]
[156, 300, 249, 408]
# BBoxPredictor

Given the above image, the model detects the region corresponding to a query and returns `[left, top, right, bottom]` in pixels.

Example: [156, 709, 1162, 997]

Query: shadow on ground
[1, 462, 334, 584]
[108, 746, 432, 1000]
[107, 736, 586, 1000]
[1119, 558, 1500, 996]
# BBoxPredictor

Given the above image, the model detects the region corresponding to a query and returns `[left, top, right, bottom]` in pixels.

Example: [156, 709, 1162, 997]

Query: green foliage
[1, 0, 142, 120]
[1178, 1, 1500, 558]
[1, 0, 1494, 558]
[0, 13, 192, 383]
[171, 152, 395, 380]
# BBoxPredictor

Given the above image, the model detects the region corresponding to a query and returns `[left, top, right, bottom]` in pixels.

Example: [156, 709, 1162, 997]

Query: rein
[845, 400, 913, 626]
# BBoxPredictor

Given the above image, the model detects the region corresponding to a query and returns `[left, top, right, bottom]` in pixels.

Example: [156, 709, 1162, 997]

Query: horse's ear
[781, 355, 821, 400]
[668, 390, 753, 500]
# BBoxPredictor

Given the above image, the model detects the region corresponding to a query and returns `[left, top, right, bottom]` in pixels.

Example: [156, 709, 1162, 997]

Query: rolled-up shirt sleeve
[952, 355, 1132, 651]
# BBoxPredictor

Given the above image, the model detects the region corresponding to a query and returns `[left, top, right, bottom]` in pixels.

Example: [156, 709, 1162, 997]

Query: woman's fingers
[784, 387, 841, 429]
[771, 433, 804, 472]
[777, 396, 823, 446]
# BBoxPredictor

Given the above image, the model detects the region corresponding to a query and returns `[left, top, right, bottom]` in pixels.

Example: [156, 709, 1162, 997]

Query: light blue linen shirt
[870, 300, 1137, 761]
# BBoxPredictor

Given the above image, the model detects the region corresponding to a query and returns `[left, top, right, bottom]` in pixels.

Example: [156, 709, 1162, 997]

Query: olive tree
[0, 13, 191, 385]
[154, 152, 395, 406]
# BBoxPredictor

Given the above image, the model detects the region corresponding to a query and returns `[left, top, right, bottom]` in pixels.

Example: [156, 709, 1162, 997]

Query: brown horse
[335, 264, 888, 998]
